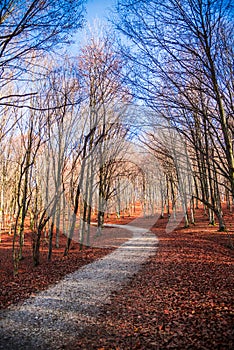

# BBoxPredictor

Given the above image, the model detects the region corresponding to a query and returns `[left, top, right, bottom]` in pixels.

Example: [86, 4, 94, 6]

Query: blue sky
[67, 0, 116, 55]
[85, 0, 116, 22]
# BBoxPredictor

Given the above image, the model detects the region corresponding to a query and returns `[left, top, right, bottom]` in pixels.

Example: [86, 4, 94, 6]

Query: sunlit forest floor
[0, 206, 233, 349]
[0, 213, 135, 310]
[71, 208, 233, 350]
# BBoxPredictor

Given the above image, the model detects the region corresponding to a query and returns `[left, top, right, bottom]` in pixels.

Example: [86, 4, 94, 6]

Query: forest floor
[0, 207, 234, 349]
[72, 209, 234, 350]
[0, 214, 135, 310]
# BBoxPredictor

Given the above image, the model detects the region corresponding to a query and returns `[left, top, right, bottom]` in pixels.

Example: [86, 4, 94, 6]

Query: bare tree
[115, 0, 234, 227]
[63, 26, 131, 251]
[12, 102, 44, 274]
[0, 0, 85, 102]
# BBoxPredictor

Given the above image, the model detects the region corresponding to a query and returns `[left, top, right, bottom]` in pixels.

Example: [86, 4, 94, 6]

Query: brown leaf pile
[0, 209, 233, 349]
[0, 215, 134, 309]
[71, 211, 234, 349]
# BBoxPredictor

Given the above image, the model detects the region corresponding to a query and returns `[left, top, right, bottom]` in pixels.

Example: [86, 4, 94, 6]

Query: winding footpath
[0, 224, 158, 350]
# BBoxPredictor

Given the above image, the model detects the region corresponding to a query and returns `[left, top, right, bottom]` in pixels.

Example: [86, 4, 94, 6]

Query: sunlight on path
[0, 224, 158, 350]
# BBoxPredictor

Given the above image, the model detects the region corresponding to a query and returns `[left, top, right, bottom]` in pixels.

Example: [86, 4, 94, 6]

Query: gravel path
[0, 224, 158, 350]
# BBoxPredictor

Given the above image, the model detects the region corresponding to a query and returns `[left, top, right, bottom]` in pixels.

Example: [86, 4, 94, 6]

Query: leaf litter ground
[0, 208, 234, 349]
[72, 209, 234, 350]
